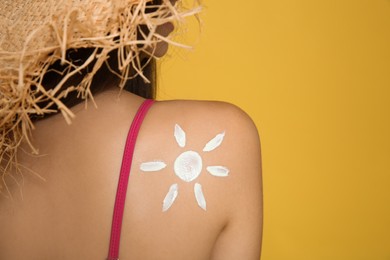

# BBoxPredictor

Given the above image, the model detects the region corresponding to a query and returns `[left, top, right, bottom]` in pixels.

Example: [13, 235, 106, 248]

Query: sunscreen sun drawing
[140, 124, 229, 212]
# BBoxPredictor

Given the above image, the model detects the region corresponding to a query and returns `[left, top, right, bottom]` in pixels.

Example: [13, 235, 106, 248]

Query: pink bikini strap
[107, 99, 155, 260]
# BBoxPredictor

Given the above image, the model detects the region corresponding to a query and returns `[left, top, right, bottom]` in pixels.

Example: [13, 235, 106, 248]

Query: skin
[148, 0, 177, 57]
[0, 91, 263, 259]
[151, 21, 175, 57]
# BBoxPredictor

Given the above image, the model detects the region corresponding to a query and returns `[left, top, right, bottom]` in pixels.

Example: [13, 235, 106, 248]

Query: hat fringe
[0, 0, 202, 197]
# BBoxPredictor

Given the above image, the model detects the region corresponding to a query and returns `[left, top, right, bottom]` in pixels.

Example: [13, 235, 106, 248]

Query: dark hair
[35, 0, 164, 117]
[35, 47, 156, 119]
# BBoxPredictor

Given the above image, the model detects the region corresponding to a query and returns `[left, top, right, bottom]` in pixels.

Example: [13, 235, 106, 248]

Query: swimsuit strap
[107, 99, 155, 260]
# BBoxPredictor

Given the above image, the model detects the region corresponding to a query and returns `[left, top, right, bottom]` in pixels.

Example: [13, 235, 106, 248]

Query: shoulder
[154, 99, 255, 121]
[143, 99, 262, 207]
[143, 100, 263, 258]
[104, 99, 263, 259]
[151, 99, 260, 145]
[148, 99, 262, 170]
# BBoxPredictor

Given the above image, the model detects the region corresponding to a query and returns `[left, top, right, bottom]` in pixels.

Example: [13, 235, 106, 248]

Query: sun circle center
[174, 151, 203, 182]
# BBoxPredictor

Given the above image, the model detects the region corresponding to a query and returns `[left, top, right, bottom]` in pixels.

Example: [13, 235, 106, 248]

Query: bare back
[0, 90, 262, 259]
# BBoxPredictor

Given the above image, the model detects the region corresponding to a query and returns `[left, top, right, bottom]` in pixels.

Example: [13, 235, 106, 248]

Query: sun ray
[140, 161, 167, 172]
[203, 132, 225, 152]
[194, 183, 206, 211]
[206, 166, 229, 177]
[174, 124, 186, 148]
[162, 183, 179, 212]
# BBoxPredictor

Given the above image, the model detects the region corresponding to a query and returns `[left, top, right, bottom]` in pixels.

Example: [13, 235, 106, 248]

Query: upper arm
[208, 102, 263, 260]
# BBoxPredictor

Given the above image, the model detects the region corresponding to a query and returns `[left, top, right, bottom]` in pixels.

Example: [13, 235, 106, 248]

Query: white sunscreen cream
[140, 124, 230, 212]
[194, 183, 206, 211]
[206, 166, 230, 177]
[203, 132, 225, 152]
[174, 150, 203, 182]
[163, 183, 178, 212]
[140, 161, 167, 172]
[174, 124, 186, 147]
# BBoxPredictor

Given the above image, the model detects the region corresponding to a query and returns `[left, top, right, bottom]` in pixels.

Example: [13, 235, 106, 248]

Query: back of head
[0, 0, 201, 196]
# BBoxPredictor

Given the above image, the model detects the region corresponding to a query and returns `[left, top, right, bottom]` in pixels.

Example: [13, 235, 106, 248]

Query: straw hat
[0, 0, 201, 194]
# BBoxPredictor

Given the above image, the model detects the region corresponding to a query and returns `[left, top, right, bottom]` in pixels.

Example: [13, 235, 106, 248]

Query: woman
[0, 0, 263, 259]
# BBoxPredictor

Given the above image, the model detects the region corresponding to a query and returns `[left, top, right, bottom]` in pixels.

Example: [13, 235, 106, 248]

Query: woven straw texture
[0, 0, 200, 195]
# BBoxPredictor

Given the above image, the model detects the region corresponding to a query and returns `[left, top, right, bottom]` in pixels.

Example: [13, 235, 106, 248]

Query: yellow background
[157, 0, 390, 259]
